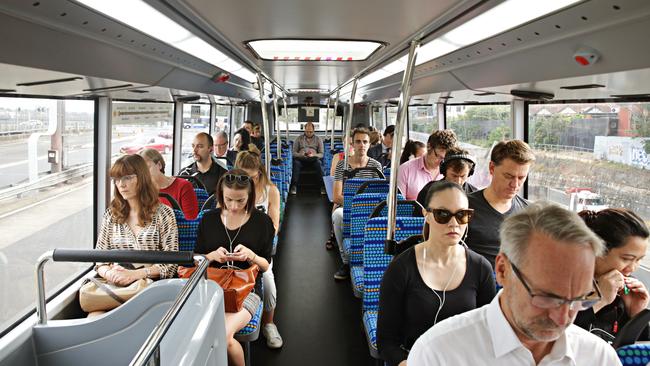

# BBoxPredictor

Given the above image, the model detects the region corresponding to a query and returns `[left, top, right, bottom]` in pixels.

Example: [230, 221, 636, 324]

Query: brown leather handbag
[178, 264, 259, 313]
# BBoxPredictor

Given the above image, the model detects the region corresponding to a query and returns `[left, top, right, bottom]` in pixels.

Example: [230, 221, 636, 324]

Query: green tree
[631, 105, 650, 137]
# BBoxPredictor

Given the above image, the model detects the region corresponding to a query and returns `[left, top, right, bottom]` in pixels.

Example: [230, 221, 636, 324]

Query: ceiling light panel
[76, 0, 256, 82]
[246, 39, 384, 61]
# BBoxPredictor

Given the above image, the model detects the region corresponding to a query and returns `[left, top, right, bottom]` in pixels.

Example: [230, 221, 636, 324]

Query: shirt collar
[486, 291, 576, 364]
[416, 156, 428, 172]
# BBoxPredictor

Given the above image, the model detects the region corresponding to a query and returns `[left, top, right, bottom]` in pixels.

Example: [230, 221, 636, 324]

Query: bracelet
[249, 254, 257, 263]
[144, 267, 151, 279]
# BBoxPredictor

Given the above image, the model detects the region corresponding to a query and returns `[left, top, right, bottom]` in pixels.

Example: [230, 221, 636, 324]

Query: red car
[120, 136, 173, 155]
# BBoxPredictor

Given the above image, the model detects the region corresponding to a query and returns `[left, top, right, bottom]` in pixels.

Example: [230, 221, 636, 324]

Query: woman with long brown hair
[194, 169, 274, 365]
[92, 155, 179, 311]
[235, 151, 283, 348]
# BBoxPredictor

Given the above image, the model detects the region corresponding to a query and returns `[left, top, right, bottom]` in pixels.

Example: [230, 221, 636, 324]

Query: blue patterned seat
[617, 344, 650, 366]
[173, 209, 205, 252]
[194, 188, 209, 212]
[236, 299, 263, 337]
[342, 178, 385, 256]
[362, 216, 425, 358]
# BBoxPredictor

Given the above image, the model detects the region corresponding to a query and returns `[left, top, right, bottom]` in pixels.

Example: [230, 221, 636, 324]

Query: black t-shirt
[574, 296, 649, 343]
[195, 208, 274, 289]
[416, 180, 478, 208]
[178, 160, 227, 195]
[377, 245, 496, 366]
[466, 189, 528, 268]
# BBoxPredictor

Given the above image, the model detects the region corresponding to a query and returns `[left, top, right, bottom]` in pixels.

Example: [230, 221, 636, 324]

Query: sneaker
[334, 264, 350, 281]
[320, 186, 327, 195]
[289, 186, 297, 195]
[262, 323, 284, 349]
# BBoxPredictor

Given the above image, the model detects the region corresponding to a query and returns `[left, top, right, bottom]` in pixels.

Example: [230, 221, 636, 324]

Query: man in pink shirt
[397, 129, 457, 200]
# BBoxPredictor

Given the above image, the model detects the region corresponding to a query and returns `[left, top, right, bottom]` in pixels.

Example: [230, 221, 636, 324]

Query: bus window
[0, 97, 94, 334]
[446, 104, 511, 189]
[213, 104, 231, 135]
[527, 102, 650, 232]
[408, 105, 437, 143]
[181, 104, 210, 168]
[232, 105, 246, 130]
[372, 106, 386, 133]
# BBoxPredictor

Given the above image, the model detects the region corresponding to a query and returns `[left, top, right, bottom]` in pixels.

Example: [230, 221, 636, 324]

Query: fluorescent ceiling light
[246, 39, 383, 61]
[77, 0, 257, 83]
[359, 0, 580, 87]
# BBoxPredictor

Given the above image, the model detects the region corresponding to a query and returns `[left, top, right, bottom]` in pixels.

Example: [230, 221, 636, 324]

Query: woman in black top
[194, 169, 274, 366]
[377, 181, 496, 366]
[574, 208, 649, 343]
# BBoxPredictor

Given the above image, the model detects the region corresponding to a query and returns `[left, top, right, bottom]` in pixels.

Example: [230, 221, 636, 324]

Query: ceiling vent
[83, 84, 133, 92]
[560, 84, 605, 90]
[0, 89, 17, 93]
[128, 89, 149, 94]
[610, 93, 650, 99]
[175, 95, 201, 102]
[474, 91, 495, 96]
[510, 89, 554, 100]
[17, 77, 83, 87]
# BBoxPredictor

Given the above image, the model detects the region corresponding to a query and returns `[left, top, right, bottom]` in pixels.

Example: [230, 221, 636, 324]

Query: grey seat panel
[33, 279, 226, 366]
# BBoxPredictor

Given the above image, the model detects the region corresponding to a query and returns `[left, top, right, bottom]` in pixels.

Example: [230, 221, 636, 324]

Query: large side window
[180, 103, 210, 168]
[372, 106, 386, 133]
[527, 102, 650, 225]
[0, 97, 94, 333]
[408, 105, 437, 143]
[213, 104, 231, 135]
[446, 104, 511, 189]
[111, 102, 174, 175]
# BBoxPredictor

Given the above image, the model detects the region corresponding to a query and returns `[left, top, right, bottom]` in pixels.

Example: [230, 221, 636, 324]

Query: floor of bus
[250, 189, 376, 366]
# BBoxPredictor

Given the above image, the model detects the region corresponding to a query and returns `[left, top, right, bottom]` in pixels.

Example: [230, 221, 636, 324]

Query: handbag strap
[89, 277, 126, 304]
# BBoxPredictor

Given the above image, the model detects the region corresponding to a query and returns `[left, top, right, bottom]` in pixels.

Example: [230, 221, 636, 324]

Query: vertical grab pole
[257, 73, 272, 179]
[283, 94, 289, 142]
[272, 85, 281, 159]
[343, 80, 358, 169]
[386, 40, 420, 253]
[324, 97, 331, 141]
[331, 90, 339, 143]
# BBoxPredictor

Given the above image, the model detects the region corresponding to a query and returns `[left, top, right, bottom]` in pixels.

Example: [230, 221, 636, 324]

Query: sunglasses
[425, 208, 474, 225]
[224, 174, 251, 184]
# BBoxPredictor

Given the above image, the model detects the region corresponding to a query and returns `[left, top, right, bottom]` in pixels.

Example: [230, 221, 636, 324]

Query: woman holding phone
[194, 169, 274, 366]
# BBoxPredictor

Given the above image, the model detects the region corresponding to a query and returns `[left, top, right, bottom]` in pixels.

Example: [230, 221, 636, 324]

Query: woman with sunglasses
[139, 148, 199, 219]
[377, 181, 496, 366]
[92, 155, 179, 314]
[234, 151, 284, 349]
[194, 169, 274, 366]
[574, 208, 649, 343]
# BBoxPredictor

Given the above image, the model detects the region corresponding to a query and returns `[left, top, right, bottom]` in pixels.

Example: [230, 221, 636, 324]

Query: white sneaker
[289, 186, 297, 195]
[262, 323, 284, 349]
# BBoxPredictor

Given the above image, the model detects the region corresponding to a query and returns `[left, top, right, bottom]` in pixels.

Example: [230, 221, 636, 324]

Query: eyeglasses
[111, 174, 137, 185]
[510, 261, 602, 311]
[433, 148, 446, 161]
[224, 174, 251, 185]
[425, 208, 474, 225]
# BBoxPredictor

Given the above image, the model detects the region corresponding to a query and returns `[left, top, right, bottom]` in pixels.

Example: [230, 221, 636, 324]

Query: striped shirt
[96, 204, 179, 278]
[334, 157, 383, 182]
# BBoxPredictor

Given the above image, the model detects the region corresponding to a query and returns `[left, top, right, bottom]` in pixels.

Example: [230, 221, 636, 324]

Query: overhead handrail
[257, 73, 272, 180]
[130, 255, 210, 366]
[35, 249, 195, 325]
[386, 40, 420, 253]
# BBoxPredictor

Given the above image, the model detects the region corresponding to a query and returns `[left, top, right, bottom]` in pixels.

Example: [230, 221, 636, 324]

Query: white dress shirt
[407, 292, 621, 365]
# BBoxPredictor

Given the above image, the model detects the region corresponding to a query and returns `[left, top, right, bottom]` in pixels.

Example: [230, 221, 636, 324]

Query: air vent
[464, 101, 480, 104]
[128, 89, 149, 94]
[175, 95, 201, 102]
[17, 77, 83, 87]
[439, 96, 453, 99]
[83, 84, 133, 92]
[474, 92, 495, 96]
[140, 98, 157, 102]
[611, 93, 650, 98]
[0, 89, 17, 93]
[560, 84, 605, 90]
[510, 89, 554, 100]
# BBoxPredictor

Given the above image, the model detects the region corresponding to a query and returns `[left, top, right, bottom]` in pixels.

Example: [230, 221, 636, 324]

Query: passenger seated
[139, 148, 198, 219]
[465, 140, 534, 268]
[331, 127, 383, 280]
[178, 132, 227, 196]
[574, 208, 649, 343]
[397, 129, 457, 200]
[213, 130, 238, 167]
[377, 181, 495, 366]
[231, 128, 251, 153]
[368, 125, 394, 167]
[408, 203, 620, 365]
[235, 151, 284, 348]
[194, 169, 274, 366]
[290, 121, 324, 195]
[416, 147, 478, 208]
[92, 154, 179, 315]
[399, 139, 426, 165]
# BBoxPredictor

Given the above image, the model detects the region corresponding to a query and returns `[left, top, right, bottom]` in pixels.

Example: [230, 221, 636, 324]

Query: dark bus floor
[251, 192, 376, 366]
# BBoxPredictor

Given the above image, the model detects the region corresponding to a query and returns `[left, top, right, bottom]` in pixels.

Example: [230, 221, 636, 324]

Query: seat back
[617, 344, 650, 366]
[614, 309, 650, 348]
[158, 192, 181, 211]
[174, 209, 205, 252]
[343, 178, 384, 239]
[363, 216, 424, 312]
[194, 188, 210, 211]
[201, 194, 216, 211]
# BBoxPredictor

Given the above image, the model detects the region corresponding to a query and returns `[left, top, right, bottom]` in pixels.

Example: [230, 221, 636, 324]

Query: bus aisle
[251, 191, 375, 365]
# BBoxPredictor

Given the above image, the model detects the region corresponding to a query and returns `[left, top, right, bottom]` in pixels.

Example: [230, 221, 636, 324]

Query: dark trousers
[291, 157, 323, 186]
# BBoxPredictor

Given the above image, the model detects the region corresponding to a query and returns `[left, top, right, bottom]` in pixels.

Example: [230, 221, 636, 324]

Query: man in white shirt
[408, 202, 621, 365]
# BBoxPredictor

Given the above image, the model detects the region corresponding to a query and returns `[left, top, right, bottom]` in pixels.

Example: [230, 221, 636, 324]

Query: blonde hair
[138, 148, 165, 173]
[235, 150, 271, 188]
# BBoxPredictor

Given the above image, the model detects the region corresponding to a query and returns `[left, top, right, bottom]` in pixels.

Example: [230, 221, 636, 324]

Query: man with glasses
[213, 131, 237, 168]
[397, 129, 457, 200]
[408, 202, 621, 365]
[290, 122, 324, 195]
[179, 132, 227, 195]
[367, 125, 394, 167]
[466, 140, 534, 268]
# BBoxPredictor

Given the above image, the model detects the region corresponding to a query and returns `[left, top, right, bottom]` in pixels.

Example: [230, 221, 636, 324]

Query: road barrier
[0, 163, 93, 202]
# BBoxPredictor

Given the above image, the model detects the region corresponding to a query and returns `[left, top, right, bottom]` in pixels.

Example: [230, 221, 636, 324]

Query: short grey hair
[500, 201, 605, 266]
[214, 130, 228, 142]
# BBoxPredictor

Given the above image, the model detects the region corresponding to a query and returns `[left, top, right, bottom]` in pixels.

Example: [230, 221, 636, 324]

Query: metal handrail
[130, 255, 209, 366]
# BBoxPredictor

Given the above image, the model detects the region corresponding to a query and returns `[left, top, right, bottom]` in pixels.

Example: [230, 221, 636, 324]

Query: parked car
[119, 136, 173, 154]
